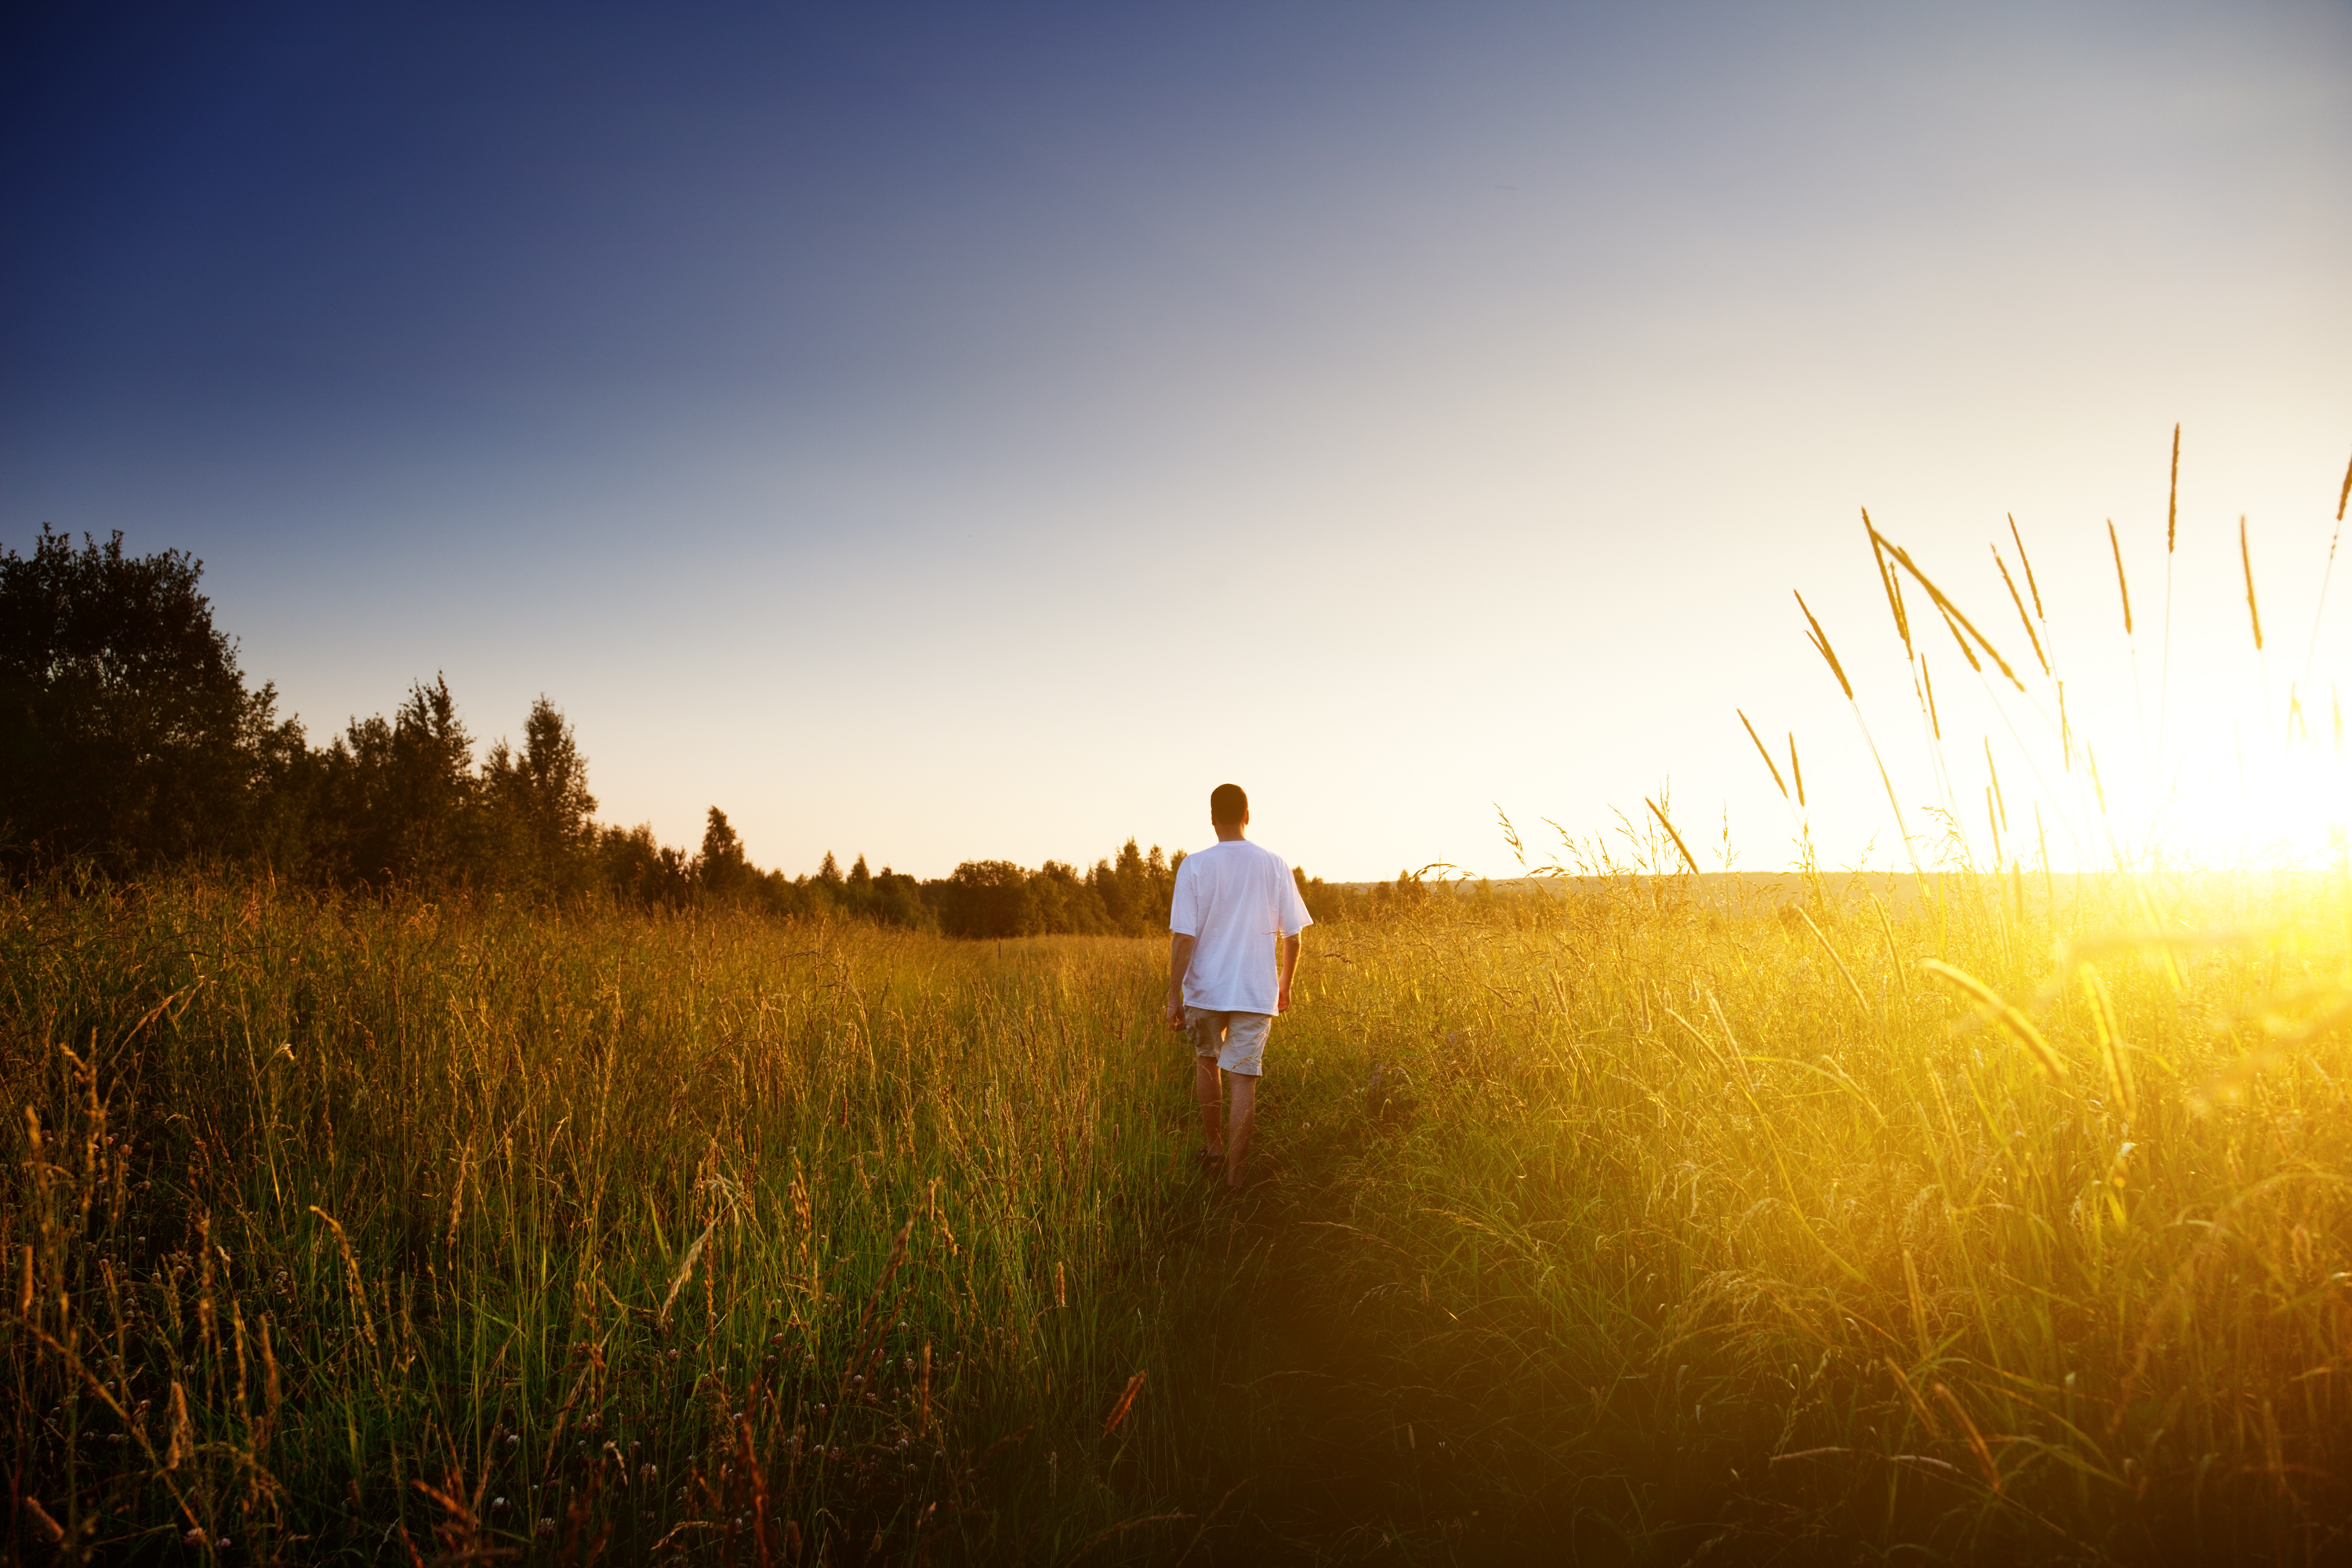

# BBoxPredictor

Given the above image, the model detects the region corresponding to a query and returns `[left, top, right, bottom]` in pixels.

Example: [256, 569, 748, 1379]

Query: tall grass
[1243, 869, 2352, 1562]
[17, 866, 2350, 1563]
[3, 886, 1208, 1563]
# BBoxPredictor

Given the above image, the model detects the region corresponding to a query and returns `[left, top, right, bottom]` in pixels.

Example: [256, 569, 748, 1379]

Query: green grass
[10, 867, 2352, 1563]
[4, 885, 1209, 1562]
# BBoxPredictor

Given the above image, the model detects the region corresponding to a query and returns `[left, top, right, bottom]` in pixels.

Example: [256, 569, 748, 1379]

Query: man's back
[1170, 838, 1312, 1014]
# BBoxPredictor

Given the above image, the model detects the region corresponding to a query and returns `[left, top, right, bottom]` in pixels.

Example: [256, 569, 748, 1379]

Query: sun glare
[2138, 710, 2349, 869]
[1804, 462, 2352, 879]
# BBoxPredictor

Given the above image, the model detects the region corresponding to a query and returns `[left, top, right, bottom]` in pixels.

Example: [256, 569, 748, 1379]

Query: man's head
[1210, 783, 1249, 831]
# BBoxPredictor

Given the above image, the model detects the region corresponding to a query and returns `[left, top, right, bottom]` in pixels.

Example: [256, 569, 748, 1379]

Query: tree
[1028, 859, 1106, 933]
[484, 696, 597, 895]
[1292, 866, 1358, 924]
[599, 822, 691, 906]
[865, 866, 928, 928]
[314, 676, 481, 886]
[1090, 839, 1144, 932]
[697, 807, 753, 899]
[939, 860, 1036, 938]
[0, 527, 293, 869]
[2, 527, 1207, 930]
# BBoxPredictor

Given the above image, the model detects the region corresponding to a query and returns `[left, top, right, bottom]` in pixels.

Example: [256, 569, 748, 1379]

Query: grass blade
[1738, 710, 1790, 800]
[2241, 515, 2264, 651]
[1918, 959, 2066, 1080]
[1645, 797, 1702, 877]
[1795, 592, 1854, 700]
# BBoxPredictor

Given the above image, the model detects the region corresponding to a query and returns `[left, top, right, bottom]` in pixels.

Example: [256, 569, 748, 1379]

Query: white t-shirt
[1169, 838, 1314, 1015]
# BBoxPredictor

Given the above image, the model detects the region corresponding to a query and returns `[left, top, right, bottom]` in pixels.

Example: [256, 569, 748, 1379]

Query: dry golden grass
[12, 865, 2352, 1563]
[3, 890, 1200, 1562]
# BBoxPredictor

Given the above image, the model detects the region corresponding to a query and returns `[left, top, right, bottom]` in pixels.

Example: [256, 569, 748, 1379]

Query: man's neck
[1214, 825, 1247, 843]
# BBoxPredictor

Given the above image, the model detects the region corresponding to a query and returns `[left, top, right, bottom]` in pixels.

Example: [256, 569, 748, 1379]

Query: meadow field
[10, 857, 2352, 1564]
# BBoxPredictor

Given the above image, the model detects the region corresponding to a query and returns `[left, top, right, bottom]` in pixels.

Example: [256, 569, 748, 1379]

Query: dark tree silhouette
[315, 677, 482, 885]
[939, 860, 1036, 938]
[485, 697, 598, 895]
[697, 807, 753, 898]
[0, 528, 296, 869]
[599, 822, 691, 906]
[2, 524, 1268, 934]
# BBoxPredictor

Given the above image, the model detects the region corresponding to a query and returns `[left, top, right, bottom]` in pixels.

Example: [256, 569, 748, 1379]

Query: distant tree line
[1, 528, 1375, 934]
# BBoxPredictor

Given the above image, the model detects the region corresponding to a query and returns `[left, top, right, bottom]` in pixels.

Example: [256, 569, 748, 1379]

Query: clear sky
[5, 2, 2349, 880]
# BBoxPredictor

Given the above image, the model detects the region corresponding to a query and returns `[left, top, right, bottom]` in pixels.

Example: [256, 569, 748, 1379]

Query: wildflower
[506, 1433, 521, 1448]
[537, 1519, 556, 1537]
[184, 1528, 208, 1547]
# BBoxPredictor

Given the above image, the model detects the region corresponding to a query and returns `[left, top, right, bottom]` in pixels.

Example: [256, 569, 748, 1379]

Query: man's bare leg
[1195, 1054, 1225, 1156]
[1224, 1071, 1258, 1189]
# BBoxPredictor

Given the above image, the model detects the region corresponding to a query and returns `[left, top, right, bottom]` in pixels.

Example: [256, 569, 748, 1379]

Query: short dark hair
[1210, 783, 1248, 826]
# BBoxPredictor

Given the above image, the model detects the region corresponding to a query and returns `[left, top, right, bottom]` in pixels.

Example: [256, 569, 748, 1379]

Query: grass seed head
[2241, 515, 2263, 651]
[1992, 544, 2049, 677]
[1737, 710, 1789, 800]
[1795, 592, 1854, 701]
[2108, 521, 2133, 637]
[2168, 422, 2181, 554]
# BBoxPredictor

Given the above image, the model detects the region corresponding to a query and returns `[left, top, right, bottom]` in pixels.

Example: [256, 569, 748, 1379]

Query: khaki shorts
[1185, 1007, 1272, 1077]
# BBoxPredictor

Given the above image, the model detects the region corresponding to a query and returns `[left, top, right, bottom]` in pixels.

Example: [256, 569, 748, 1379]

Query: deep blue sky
[7, 2, 2350, 876]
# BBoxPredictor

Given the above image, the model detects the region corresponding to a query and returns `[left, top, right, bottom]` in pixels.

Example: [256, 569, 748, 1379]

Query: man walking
[1166, 782, 1312, 1190]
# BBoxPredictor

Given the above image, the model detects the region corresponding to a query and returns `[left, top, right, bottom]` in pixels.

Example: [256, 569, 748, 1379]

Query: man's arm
[1166, 932, 1196, 1029]
[1277, 931, 1302, 1014]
